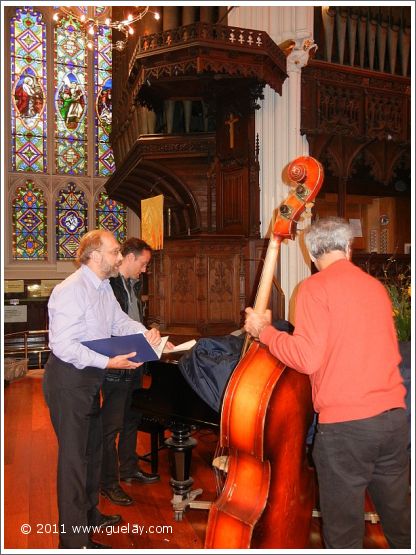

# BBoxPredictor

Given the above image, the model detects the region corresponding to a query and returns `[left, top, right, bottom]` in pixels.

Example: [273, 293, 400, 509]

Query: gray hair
[304, 217, 354, 259]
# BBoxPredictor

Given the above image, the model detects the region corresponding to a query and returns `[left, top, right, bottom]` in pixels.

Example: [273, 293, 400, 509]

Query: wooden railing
[4, 329, 50, 369]
[129, 21, 285, 73]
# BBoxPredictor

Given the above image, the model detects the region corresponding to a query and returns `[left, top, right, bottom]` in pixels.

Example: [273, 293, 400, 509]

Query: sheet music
[164, 339, 196, 353]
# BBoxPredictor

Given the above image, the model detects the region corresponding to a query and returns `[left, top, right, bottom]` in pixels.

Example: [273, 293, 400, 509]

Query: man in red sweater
[244, 217, 410, 549]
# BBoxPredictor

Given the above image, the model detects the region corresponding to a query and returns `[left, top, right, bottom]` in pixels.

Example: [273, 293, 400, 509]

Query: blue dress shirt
[48, 265, 147, 369]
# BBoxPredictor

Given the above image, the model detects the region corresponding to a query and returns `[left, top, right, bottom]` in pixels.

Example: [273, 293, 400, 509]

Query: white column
[229, 6, 315, 320]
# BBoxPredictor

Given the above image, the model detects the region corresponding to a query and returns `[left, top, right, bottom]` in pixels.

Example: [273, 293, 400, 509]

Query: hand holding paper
[164, 339, 196, 353]
[145, 327, 161, 346]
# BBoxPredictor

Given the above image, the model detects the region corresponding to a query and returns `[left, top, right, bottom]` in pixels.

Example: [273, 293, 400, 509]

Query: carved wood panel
[146, 236, 286, 335]
[216, 167, 249, 233]
[302, 59, 410, 235]
[207, 254, 239, 323]
[301, 60, 410, 145]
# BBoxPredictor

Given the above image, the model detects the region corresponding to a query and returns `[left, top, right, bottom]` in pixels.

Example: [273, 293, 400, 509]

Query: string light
[53, 6, 160, 51]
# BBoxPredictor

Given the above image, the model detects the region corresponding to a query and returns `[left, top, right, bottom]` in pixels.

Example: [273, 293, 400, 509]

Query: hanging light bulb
[114, 40, 127, 52]
[53, 6, 157, 52]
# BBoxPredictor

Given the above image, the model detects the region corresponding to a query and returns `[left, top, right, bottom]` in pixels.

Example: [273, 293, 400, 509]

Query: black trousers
[313, 408, 411, 549]
[100, 371, 142, 488]
[43, 353, 105, 548]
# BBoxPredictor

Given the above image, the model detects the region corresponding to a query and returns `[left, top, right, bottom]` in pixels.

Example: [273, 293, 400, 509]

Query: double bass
[204, 156, 324, 549]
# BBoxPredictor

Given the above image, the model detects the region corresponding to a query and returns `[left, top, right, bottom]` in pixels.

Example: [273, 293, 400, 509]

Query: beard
[101, 259, 121, 279]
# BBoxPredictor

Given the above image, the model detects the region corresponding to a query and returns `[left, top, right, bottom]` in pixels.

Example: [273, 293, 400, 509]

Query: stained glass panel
[55, 15, 87, 175]
[11, 7, 47, 173]
[56, 183, 88, 259]
[94, 7, 109, 17]
[13, 180, 47, 260]
[94, 26, 115, 176]
[96, 192, 127, 243]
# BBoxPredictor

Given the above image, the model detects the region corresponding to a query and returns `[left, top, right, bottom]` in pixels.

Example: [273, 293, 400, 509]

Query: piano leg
[166, 422, 210, 520]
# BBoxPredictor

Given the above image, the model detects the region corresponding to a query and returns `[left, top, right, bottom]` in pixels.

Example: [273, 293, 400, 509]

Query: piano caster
[171, 489, 212, 521]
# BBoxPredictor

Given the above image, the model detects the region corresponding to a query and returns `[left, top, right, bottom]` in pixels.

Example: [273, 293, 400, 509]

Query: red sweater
[259, 259, 406, 423]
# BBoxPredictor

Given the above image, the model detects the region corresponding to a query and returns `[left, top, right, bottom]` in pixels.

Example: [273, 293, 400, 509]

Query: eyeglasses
[96, 248, 121, 256]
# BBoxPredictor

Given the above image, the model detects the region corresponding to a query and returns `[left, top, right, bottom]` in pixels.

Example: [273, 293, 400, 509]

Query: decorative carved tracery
[302, 61, 410, 144]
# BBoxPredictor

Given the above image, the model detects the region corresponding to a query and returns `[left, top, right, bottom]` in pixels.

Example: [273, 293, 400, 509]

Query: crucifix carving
[225, 112, 239, 148]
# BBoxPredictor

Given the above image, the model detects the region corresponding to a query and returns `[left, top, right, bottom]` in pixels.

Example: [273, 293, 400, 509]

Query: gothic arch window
[56, 183, 88, 260]
[55, 14, 88, 175]
[96, 192, 127, 243]
[10, 7, 47, 173]
[7, 7, 125, 267]
[13, 180, 47, 260]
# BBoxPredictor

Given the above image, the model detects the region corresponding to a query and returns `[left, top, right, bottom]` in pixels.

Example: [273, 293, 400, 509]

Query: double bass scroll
[204, 156, 324, 549]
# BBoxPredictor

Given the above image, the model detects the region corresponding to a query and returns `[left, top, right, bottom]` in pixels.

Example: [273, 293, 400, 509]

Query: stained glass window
[94, 7, 108, 17]
[96, 192, 127, 242]
[55, 15, 87, 175]
[8, 8, 130, 263]
[13, 180, 47, 260]
[94, 25, 114, 176]
[11, 7, 47, 173]
[56, 183, 88, 259]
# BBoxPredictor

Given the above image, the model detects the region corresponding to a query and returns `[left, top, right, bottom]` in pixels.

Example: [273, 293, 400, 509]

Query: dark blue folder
[81, 333, 167, 363]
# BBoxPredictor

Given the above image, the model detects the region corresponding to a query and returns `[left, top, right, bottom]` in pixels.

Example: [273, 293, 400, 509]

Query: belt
[105, 370, 137, 382]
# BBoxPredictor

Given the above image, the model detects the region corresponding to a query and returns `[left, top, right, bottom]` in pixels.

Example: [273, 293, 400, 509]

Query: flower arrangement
[383, 268, 411, 342]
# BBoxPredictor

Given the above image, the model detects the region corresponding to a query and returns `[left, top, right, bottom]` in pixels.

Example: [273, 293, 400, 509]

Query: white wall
[229, 5, 315, 320]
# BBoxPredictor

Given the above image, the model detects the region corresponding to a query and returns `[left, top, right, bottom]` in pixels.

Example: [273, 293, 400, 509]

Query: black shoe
[91, 511, 122, 528]
[120, 469, 160, 484]
[100, 485, 134, 506]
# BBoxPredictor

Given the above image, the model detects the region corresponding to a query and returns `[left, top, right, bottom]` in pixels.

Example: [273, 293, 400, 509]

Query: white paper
[349, 218, 363, 237]
[164, 339, 197, 353]
[151, 336, 170, 358]
[5, 305, 27, 323]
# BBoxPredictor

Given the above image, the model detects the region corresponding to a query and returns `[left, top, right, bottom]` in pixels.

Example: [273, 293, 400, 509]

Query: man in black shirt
[100, 238, 159, 506]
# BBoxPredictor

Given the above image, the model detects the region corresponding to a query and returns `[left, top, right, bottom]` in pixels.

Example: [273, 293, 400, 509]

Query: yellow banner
[141, 195, 164, 250]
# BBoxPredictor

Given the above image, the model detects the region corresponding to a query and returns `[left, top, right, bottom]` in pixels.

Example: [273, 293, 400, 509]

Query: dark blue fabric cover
[178, 335, 244, 413]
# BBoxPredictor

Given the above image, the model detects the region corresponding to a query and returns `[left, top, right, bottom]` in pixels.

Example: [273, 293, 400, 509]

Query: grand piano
[131, 350, 220, 520]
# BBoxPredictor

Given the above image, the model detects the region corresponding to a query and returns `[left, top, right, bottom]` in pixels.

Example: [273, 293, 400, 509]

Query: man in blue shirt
[43, 229, 161, 549]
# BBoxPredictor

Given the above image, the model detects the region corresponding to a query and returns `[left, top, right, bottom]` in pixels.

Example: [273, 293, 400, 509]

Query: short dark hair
[121, 237, 152, 257]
